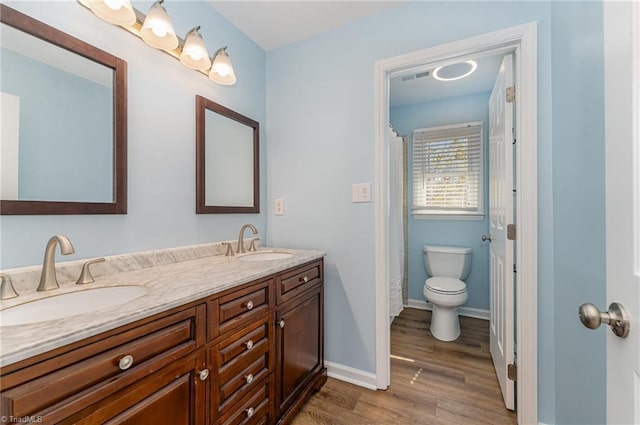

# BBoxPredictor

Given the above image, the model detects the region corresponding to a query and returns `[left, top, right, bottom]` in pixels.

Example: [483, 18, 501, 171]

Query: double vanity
[0, 4, 325, 423]
[0, 241, 326, 424]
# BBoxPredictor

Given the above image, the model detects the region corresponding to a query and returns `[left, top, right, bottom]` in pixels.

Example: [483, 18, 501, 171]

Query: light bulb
[180, 27, 211, 71]
[88, 0, 136, 27]
[209, 47, 236, 85]
[140, 0, 178, 50]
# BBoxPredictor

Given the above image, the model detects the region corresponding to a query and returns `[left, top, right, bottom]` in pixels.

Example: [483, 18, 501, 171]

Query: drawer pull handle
[118, 355, 134, 371]
[245, 340, 254, 350]
[300, 276, 309, 283]
[198, 369, 210, 381]
[246, 407, 255, 418]
[245, 300, 254, 310]
[245, 373, 254, 384]
[279, 319, 285, 329]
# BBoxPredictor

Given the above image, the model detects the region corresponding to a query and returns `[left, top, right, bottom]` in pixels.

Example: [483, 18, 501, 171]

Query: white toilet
[422, 245, 472, 342]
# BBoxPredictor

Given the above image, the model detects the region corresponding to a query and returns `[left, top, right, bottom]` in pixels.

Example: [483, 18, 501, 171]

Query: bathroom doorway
[388, 49, 516, 407]
[374, 23, 538, 425]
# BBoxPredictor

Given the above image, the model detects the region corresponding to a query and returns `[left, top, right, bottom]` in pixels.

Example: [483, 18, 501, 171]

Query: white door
[603, 2, 640, 423]
[488, 54, 515, 411]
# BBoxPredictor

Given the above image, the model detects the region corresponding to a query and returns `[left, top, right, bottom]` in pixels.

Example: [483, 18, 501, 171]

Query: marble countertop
[0, 247, 325, 367]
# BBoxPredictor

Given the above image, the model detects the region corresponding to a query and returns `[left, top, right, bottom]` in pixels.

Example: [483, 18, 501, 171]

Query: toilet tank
[423, 245, 472, 280]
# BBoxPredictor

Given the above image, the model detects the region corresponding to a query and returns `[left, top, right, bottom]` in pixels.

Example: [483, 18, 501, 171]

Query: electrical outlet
[352, 183, 371, 203]
[275, 198, 284, 215]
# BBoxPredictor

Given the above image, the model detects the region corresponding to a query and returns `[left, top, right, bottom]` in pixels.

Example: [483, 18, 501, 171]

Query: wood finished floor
[291, 308, 517, 425]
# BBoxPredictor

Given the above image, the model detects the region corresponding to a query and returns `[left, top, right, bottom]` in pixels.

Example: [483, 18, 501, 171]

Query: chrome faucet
[237, 224, 258, 254]
[0, 273, 18, 300]
[37, 235, 75, 291]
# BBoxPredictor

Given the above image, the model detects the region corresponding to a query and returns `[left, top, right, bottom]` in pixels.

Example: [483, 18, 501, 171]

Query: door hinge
[508, 363, 517, 381]
[507, 224, 517, 240]
[506, 86, 516, 103]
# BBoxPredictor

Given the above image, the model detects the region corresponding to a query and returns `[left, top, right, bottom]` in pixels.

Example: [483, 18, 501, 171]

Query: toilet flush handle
[481, 234, 492, 242]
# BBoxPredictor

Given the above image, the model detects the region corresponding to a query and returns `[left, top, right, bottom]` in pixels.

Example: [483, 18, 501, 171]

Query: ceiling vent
[401, 71, 430, 82]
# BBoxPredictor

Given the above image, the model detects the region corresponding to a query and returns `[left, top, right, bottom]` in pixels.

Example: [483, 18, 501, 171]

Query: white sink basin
[0, 285, 149, 326]
[237, 251, 294, 262]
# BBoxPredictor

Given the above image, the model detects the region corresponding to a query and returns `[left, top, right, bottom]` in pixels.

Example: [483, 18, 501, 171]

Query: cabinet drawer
[214, 316, 273, 414]
[216, 316, 271, 367]
[211, 279, 272, 340]
[63, 351, 207, 425]
[0, 305, 205, 422]
[218, 378, 272, 425]
[219, 354, 270, 413]
[276, 260, 322, 304]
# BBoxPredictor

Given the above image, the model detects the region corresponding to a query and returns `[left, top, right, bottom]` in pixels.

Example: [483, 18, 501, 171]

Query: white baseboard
[406, 298, 490, 321]
[325, 360, 378, 390]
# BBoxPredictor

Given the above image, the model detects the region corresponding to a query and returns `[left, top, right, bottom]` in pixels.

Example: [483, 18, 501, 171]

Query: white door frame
[374, 22, 538, 425]
[604, 1, 640, 423]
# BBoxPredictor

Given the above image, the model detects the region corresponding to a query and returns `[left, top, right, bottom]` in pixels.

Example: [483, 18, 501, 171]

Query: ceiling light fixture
[432, 60, 478, 82]
[78, 0, 236, 86]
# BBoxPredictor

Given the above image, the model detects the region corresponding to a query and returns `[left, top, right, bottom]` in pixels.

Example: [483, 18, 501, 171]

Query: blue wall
[266, 1, 554, 420]
[1, 48, 113, 202]
[551, 2, 605, 424]
[391, 92, 491, 309]
[0, 1, 608, 423]
[267, 2, 605, 424]
[0, 1, 267, 268]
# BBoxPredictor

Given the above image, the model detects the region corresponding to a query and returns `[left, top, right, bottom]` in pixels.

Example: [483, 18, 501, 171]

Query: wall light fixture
[140, 1, 178, 50]
[78, 0, 236, 85]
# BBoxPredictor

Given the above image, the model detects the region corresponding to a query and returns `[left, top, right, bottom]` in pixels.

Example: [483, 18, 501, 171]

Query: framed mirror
[0, 4, 127, 215]
[196, 96, 259, 214]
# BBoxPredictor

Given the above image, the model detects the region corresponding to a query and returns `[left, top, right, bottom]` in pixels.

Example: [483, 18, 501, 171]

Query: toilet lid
[426, 277, 466, 295]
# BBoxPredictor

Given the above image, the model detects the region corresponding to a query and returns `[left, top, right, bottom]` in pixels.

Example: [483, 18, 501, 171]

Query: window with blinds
[412, 122, 483, 216]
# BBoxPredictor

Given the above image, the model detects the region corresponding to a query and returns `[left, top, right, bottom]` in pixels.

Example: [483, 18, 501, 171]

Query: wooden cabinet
[63, 351, 207, 425]
[0, 259, 324, 425]
[275, 260, 326, 424]
[0, 305, 206, 423]
[208, 279, 273, 341]
[276, 261, 322, 305]
[217, 379, 272, 425]
[212, 314, 275, 424]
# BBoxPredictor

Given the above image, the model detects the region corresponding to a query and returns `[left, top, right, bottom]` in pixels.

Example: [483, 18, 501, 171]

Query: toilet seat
[425, 277, 466, 295]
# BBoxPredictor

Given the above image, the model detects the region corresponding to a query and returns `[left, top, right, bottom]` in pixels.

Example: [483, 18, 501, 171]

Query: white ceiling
[206, 1, 504, 107]
[390, 53, 505, 107]
[207, 0, 406, 51]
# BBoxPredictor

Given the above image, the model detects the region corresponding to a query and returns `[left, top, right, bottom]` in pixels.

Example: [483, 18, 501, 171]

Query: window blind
[412, 122, 483, 215]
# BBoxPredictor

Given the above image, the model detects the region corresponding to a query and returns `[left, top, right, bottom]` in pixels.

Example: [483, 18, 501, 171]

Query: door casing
[373, 22, 538, 425]
[604, 1, 640, 423]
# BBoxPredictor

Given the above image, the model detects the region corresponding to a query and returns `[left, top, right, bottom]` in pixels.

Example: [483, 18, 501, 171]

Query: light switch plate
[352, 183, 371, 203]
[275, 198, 284, 215]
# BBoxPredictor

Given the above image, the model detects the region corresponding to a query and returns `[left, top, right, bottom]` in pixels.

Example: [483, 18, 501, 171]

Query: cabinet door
[275, 285, 323, 418]
[66, 351, 207, 425]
